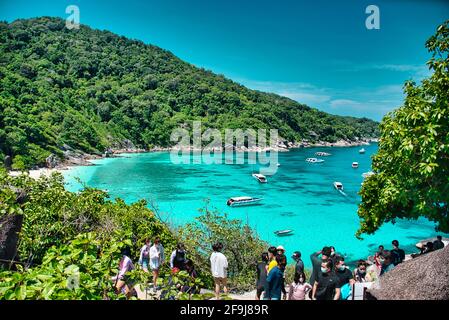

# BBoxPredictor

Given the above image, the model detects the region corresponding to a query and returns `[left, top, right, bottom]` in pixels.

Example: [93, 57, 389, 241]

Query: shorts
[214, 277, 227, 286]
[141, 258, 149, 269]
[150, 259, 160, 271]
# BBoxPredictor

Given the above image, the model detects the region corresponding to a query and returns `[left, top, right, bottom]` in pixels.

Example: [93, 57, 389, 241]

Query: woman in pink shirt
[288, 271, 312, 300]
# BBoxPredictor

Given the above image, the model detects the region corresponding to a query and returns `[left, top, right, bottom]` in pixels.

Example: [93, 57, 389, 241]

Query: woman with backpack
[170, 243, 187, 271]
[288, 271, 312, 300]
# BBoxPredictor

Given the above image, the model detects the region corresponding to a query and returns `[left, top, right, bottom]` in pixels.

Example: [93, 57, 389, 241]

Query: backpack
[173, 250, 186, 269]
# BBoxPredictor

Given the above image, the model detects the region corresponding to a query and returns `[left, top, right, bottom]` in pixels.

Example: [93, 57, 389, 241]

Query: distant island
[0, 17, 379, 170]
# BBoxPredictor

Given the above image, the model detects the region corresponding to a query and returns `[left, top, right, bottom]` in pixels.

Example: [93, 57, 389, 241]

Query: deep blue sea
[63, 144, 445, 267]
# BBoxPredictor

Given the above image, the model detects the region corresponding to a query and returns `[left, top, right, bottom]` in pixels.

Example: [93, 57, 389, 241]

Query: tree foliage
[0, 17, 379, 169]
[357, 20, 449, 237]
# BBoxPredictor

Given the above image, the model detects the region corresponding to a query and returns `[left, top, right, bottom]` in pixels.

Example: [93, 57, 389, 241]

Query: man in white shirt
[210, 242, 228, 300]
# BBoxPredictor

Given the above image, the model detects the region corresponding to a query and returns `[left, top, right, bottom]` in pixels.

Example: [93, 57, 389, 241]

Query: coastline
[8, 138, 378, 179]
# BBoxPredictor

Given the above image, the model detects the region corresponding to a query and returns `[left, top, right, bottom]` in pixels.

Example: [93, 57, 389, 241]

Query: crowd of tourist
[112, 235, 445, 300]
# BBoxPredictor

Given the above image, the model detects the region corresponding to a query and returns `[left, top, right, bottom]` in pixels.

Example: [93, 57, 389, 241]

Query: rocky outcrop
[45, 154, 60, 168]
[0, 214, 23, 266]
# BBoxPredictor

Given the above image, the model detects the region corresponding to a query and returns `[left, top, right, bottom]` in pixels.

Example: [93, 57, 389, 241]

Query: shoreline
[8, 138, 378, 179]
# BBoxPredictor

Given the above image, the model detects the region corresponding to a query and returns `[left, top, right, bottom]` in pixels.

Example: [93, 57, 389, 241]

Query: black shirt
[315, 272, 341, 300]
[295, 259, 305, 275]
[256, 262, 268, 289]
[433, 240, 445, 250]
[335, 268, 353, 287]
[391, 248, 405, 265]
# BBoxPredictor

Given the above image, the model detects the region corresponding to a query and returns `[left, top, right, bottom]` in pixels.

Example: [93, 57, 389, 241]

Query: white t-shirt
[210, 251, 228, 278]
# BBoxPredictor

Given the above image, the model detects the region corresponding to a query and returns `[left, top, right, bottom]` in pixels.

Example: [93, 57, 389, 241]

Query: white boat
[227, 196, 263, 207]
[274, 229, 294, 236]
[277, 163, 281, 167]
[334, 181, 344, 191]
[362, 171, 375, 179]
[359, 148, 366, 154]
[352, 162, 359, 168]
[252, 173, 267, 183]
[306, 157, 325, 163]
[315, 152, 331, 156]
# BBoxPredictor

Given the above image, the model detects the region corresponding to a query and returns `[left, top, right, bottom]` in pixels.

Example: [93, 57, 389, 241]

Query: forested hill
[0, 17, 379, 169]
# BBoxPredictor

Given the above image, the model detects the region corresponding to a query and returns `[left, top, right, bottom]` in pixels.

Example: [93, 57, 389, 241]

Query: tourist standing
[265, 255, 285, 300]
[391, 240, 405, 266]
[353, 260, 368, 283]
[170, 243, 187, 271]
[334, 256, 354, 300]
[210, 242, 228, 300]
[255, 252, 269, 300]
[150, 237, 165, 292]
[292, 251, 304, 275]
[288, 271, 312, 300]
[312, 259, 341, 300]
[267, 246, 278, 273]
[309, 246, 331, 287]
[138, 238, 151, 273]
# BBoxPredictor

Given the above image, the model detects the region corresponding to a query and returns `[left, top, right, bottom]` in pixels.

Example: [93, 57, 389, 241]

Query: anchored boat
[306, 157, 325, 163]
[252, 173, 268, 183]
[227, 196, 263, 207]
[334, 181, 344, 191]
[359, 148, 366, 154]
[274, 229, 294, 236]
[352, 162, 359, 168]
[315, 152, 331, 156]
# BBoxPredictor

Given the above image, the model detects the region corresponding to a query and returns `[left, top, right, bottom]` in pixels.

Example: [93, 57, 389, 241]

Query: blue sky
[1, 0, 448, 121]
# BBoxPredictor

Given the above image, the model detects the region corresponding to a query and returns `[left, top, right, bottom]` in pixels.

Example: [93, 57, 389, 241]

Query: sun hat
[277, 245, 285, 252]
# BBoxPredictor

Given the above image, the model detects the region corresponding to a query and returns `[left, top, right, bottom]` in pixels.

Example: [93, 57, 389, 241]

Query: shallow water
[63, 144, 446, 267]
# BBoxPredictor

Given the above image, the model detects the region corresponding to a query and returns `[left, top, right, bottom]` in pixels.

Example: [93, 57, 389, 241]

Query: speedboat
[352, 162, 359, 168]
[306, 158, 325, 163]
[277, 163, 281, 167]
[315, 152, 331, 156]
[362, 171, 375, 179]
[359, 148, 366, 154]
[252, 173, 267, 183]
[334, 181, 344, 191]
[227, 196, 263, 207]
[274, 229, 294, 236]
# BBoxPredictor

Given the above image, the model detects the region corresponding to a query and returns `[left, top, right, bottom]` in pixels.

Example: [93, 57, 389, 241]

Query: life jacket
[173, 250, 186, 269]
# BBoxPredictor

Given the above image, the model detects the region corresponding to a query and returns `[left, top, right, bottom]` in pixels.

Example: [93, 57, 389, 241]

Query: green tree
[357, 20, 449, 237]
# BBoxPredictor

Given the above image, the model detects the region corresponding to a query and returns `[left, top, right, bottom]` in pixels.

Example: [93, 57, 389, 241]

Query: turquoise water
[63, 144, 445, 267]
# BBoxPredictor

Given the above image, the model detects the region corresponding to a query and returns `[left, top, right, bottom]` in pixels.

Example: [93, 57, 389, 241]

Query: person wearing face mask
[334, 256, 354, 300]
[334, 256, 354, 287]
[288, 271, 312, 300]
[312, 259, 341, 300]
[353, 260, 368, 283]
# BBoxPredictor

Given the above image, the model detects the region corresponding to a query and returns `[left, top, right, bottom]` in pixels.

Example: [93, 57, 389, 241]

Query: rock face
[4, 155, 12, 170]
[45, 154, 60, 168]
[0, 214, 23, 266]
[368, 245, 449, 300]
